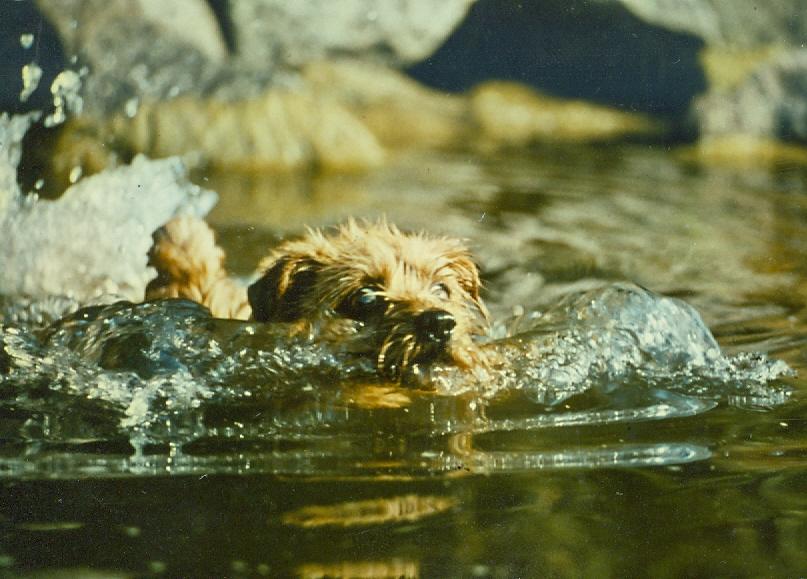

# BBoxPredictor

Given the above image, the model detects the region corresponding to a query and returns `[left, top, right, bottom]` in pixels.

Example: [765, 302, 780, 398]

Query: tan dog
[146, 216, 491, 380]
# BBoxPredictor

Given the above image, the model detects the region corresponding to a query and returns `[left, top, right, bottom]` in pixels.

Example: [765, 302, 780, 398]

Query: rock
[36, 0, 227, 59]
[136, 0, 228, 63]
[31, 0, 473, 175]
[614, 0, 807, 48]
[51, 61, 450, 177]
[46, 118, 119, 188]
[102, 86, 386, 172]
[35, 0, 264, 115]
[684, 135, 807, 167]
[470, 82, 661, 145]
[49, 62, 662, 180]
[230, 0, 476, 69]
[611, 0, 807, 144]
[303, 60, 469, 149]
[34, 0, 475, 117]
[693, 49, 807, 143]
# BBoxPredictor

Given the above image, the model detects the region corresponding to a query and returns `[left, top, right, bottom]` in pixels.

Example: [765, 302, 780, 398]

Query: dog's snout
[415, 309, 456, 343]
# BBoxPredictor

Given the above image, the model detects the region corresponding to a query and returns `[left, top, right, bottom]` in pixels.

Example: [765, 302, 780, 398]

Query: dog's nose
[415, 309, 456, 343]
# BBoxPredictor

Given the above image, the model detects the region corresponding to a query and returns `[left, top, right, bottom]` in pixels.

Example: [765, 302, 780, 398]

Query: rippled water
[2, 142, 807, 576]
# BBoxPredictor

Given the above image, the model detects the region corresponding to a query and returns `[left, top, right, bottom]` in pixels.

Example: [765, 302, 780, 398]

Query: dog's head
[247, 220, 490, 379]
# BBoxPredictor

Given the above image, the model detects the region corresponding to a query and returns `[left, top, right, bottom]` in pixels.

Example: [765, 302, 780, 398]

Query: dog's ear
[448, 251, 490, 322]
[248, 256, 319, 322]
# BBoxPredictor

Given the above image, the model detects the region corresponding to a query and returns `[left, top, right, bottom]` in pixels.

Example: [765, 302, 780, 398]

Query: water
[1, 137, 806, 575]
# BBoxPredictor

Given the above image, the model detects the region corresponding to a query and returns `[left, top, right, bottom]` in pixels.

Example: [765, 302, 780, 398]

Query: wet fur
[146, 217, 491, 379]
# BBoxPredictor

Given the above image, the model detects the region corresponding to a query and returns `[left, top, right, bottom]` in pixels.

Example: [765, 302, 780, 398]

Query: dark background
[0, 0, 706, 117]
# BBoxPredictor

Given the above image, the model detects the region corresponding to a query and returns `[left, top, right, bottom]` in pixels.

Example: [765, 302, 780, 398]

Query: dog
[146, 216, 492, 381]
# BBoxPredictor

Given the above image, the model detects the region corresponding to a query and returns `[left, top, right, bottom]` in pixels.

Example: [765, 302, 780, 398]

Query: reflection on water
[2, 143, 807, 576]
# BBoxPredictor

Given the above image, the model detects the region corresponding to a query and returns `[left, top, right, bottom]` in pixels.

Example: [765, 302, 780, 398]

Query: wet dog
[146, 217, 491, 380]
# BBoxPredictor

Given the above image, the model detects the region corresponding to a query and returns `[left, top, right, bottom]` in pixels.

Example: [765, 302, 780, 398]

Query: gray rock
[38, 0, 228, 62]
[230, 0, 476, 69]
[613, 0, 807, 48]
[34, 0, 474, 116]
[694, 49, 807, 141]
[602, 0, 807, 142]
[35, 0, 273, 114]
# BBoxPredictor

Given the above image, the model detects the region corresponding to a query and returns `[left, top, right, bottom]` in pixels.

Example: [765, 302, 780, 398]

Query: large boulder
[35, 0, 475, 115]
[614, 0, 807, 48]
[35, 0, 242, 114]
[231, 0, 477, 69]
[28, 0, 477, 175]
[693, 49, 807, 141]
[612, 0, 807, 144]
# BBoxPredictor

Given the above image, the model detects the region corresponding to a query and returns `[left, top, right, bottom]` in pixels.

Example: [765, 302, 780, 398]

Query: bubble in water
[68, 165, 83, 184]
[124, 97, 140, 118]
[44, 70, 84, 128]
[19, 63, 42, 103]
[0, 282, 794, 478]
[19, 33, 34, 49]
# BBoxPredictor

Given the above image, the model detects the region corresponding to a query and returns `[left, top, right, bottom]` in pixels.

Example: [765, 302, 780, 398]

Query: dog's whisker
[400, 340, 419, 374]
[377, 337, 395, 374]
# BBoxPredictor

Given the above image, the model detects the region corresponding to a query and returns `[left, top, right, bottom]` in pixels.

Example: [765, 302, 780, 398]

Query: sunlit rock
[470, 82, 661, 146]
[32, 0, 474, 171]
[303, 60, 470, 149]
[105, 88, 386, 172]
[49, 63, 666, 180]
[683, 134, 807, 167]
[51, 61, 462, 176]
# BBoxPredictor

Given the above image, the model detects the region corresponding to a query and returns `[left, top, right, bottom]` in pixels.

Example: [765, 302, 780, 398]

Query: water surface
[2, 143, 806, 577]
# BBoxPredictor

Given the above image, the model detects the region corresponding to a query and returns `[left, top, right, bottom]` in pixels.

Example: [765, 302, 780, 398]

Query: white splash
[19, 62, 43, 103]
[19, 33, 35, 49]
[0, 113, 217, 306]
[44, 69, 85, 128]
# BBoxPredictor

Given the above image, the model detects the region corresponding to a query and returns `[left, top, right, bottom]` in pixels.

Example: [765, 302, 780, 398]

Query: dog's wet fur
[146, 217, 491, 381]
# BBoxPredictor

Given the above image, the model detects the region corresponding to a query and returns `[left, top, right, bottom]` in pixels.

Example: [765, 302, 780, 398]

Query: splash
[19, 62, 43, 103]
[0, 114, 216, 321]
[475, 283, 793, 410]
[43, 69, 85, 128]
[0, 284, 791, 448]
[19, 33, 35, 50]
[0, 113, 36, 210]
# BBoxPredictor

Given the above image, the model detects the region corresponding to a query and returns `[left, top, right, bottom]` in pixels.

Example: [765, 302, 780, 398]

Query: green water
[2, 143, 807, 577]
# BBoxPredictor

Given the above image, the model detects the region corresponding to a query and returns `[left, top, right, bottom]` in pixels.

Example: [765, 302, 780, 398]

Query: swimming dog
[146, 217, 491, 380]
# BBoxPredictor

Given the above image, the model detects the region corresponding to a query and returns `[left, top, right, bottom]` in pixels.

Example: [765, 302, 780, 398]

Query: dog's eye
[336, 287, 386, 321]
[431, 283, 450, 301]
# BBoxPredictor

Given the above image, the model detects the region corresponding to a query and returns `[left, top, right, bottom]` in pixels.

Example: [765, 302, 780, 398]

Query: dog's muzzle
[414, 309, 456, 346]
